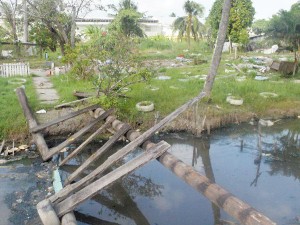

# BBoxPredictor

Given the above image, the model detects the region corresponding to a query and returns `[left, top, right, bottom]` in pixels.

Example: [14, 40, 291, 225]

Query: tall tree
[172, 0, 204, 47]
[26, 0, 95, 54]
[204, 0, 231, 96]
[0, 0, 20, 41]
[252, 19, 269, 35]
[266, 2, 300, 74]
[108, 0, 144, 38]
[207, 0, 255, 44]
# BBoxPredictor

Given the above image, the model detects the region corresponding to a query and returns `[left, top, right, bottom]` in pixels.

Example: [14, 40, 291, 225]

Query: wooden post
[16, 87, 49, 160]
[37, 199, 60, 225]
[61, 212, 77, 225]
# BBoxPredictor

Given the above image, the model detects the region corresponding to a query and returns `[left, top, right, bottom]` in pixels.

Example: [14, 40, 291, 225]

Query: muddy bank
[34, 103, 300, 138]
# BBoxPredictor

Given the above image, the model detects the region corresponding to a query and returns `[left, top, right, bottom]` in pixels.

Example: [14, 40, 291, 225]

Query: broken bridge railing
[16, 87, 277, 225]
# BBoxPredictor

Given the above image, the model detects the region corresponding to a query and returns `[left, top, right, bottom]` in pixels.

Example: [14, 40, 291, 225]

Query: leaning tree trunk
[203, 0, 232, 96]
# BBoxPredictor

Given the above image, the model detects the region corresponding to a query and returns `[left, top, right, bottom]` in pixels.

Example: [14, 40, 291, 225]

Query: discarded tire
[8, 78, 26, 85]
[226, 96, 243, 106]
[136, 101, 154, 112]
[259, 92, 278, 98]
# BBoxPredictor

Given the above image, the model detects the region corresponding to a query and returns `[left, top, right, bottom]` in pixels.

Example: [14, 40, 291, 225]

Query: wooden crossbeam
[64, 123, 131, 185]
[30, 104, 99, 133]
[53, 140, 170, 217]
[44, 109, 114, 160]
[59, 116, 116, 167]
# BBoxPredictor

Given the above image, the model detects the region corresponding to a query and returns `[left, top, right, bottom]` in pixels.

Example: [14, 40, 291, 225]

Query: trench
[56, 119, 300, 225]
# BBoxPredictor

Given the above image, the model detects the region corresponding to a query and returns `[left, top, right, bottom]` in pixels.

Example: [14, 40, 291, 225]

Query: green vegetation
[0, 76, 39, 139]
[172, 0, 205, 47]
[208, 0, 255, 44]
[0, 0, 299, 141]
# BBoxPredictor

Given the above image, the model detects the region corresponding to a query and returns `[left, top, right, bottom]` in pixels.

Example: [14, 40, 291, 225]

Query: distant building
[75, 16, 174, 38]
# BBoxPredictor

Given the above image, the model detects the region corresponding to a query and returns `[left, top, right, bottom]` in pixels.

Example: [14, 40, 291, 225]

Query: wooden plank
[44, 109, 114, 160]
[64, 123, 131, 185]
[59, 116, 116, 167]
[54, 97, 93, 109]
[37, 199, 60, 225]
[50, 93, 205, 203]
[158, 152, 276, 225]
[53, 141, 170, 217]
[30, 104, 100, 133]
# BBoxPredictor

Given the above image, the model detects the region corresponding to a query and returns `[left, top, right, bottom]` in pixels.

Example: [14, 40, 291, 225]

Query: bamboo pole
[103, 118, 276, 225]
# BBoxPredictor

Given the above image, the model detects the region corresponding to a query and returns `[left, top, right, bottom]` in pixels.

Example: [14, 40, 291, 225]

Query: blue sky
[88, 0, 298, 21]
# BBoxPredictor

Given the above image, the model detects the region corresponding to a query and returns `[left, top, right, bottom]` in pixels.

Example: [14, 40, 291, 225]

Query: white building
[75, 16, 174, 38]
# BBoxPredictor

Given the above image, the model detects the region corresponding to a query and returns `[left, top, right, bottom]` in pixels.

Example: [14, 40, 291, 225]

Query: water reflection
[60, 120, 299, 225]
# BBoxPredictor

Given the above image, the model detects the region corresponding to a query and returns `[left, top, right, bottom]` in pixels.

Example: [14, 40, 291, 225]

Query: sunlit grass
[0, 76, 39, 139]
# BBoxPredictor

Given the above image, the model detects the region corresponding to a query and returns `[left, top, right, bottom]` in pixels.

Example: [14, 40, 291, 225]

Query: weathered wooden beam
[53, 141, 170, 217]
[50, 94, 205, 203]
[61, 212, 77, 225]
[44, 109, 114, 160]
[64, 123, 131, 185]
[37, 199, 60, 225]
[30, 104, 99, 133]
[54, 97, 93, 109]
[158, 152, 276, 225]
[16, 87, 49, 160]
[59, 116, 116, 167]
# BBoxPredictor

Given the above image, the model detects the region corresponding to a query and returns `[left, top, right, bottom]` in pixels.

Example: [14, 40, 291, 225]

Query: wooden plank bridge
[16, 87, 276, 225]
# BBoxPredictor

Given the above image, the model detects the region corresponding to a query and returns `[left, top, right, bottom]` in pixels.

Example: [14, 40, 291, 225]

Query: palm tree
[172, 0, 204, 47]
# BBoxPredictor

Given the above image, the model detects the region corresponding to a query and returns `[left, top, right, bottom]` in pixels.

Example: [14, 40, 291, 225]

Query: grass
[0, 39, 299, 139]
[0, 76, 39, 139]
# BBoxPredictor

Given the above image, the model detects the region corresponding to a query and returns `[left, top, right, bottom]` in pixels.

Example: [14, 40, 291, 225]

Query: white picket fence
[0, 62, 30, 77]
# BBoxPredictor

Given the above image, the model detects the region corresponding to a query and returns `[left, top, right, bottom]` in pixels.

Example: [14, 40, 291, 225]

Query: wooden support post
[61, 212, 77, 225]
[59, 116, 116, 167]
[65, 123, 131, 185]
[44, 109, 114, 160]
[16, 87, 49, 160]
[158, 152, 276, 225]
[53, 141, 170, 217]
[30, 104, 100, 133]
[37, 199, 60, 225]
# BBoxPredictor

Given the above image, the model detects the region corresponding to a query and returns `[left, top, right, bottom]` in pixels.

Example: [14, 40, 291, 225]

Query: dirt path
[31, 69, 59, 104]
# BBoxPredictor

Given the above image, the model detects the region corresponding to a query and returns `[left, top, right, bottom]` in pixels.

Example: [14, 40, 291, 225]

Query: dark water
[60, 120, 300, 225]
